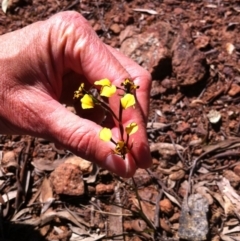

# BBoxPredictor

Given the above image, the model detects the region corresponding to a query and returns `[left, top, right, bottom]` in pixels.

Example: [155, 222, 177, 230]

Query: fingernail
[105, 153, 136, 178]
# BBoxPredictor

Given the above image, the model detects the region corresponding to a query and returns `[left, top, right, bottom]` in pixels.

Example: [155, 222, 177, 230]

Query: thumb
[39, 98, 137, 177]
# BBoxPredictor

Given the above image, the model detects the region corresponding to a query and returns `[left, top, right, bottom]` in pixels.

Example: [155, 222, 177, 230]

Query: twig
[131, 177, 156, 230]
[146, 169, 182, 205]
[167, 133, 185, 163]
[154, 189, 163, 229]
[15, 137, 33, 211]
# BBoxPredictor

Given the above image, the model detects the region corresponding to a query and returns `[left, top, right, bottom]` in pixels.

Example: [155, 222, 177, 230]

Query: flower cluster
[74, 78, 139, 159]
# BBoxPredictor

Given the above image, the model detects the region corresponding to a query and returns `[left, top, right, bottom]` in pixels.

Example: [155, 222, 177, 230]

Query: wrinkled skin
[0, 11, 152, 177]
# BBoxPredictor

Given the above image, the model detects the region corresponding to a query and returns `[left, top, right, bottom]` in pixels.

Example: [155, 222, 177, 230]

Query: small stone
[194, 35, 210, 49]
[96, 183, 114, 195]
[113, 16, 121, 23]
[175, 121, 190, 133]
[207, 110, 221, 124]
[229, 120, 237, 129]
[93, 23, 101, 32]
[1, 151, 16, 166]
[228, 83, 240, 96]
[233, 164, 240, 177]
[173, 7, 184, 15]
[159, 199, 173, 214]
[110, 23, 121, 34]
[65, 155, 93, 175]
[50, 163, 84, 196]
[161, 78, 172, 89]
[226, 43, 235, 55]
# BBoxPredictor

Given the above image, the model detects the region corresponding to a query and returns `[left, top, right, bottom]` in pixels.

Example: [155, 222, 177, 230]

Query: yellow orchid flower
[99, 128, 112, 141]
[94, 78, 116, 98]
[73, 83, 85, 99]
[121, 78, 139, 93]
[99, 128, 129, 158]
[125, 122, 138, 135]
[81, 94, 94, 109]
[120, 93, 136, 109]
[114, 140, 129, 158]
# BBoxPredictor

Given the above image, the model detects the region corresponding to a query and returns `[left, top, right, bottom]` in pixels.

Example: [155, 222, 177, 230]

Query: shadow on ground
[0, 220, 46, 241]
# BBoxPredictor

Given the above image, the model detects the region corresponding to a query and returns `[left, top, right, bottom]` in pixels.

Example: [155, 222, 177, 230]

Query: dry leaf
[1, 0, 8, 13]
[194, 182, 214, 205]
[160, 218, 172, 233]
[133, 8, 158, 15]
[150, 142, 184, 155]
[130, 197, 155, 222]
[40, 177, 54, 214]
[217, 177, 240, 215]
[108, 183, 123, 237]
[163, 190, 181, 207]
[130, 219, 147, 232]
[169, 169, 185, 181]
[223, 170, 240, 188]
[222, 226, 240, 235]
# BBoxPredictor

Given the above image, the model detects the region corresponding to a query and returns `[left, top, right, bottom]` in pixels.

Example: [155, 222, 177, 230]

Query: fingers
[46, 12, 152, 169]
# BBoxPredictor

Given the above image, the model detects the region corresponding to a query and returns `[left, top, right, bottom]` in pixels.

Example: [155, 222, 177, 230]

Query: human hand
[0, 11, 152, 177]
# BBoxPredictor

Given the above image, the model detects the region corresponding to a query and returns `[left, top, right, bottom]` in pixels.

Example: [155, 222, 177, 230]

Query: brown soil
[1, 0, 240, 241]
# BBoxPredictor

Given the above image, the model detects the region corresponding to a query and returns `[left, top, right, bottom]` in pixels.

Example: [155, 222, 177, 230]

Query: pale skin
[0, 11, 152, 177]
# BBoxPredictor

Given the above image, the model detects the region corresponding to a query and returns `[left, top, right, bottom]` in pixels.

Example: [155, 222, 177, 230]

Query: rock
[50, 163, 84, 196]
[1, 151, 18, 172]
[110, 23, 121, 34]
[1, 151, 16, 166]
[93, 22, 101, 32]
[228, 83, 240, 96]
[120, 22, 174, 73]
[159, 199, 173, 214]
[161, 78, 173, 89]
[173, 7, 184, 15]
[194, 35, 210, 49]
[175, 121, 190, 133]
[96, 183, 114, 195]
[233, 164, 240, 177]
[172, 27, 207, 85]
[64, 155, 93, 175]
[164, 0, 180, 4]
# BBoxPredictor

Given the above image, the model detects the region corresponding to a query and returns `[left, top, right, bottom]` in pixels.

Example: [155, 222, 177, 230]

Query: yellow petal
[81, 94, 94, 109]
[99, 128, 112, 141]
[120, 94, 136, 109]
[101, 85, 116, 97]
[125, 122, 138, 135]
[94, 78, 111, 86]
